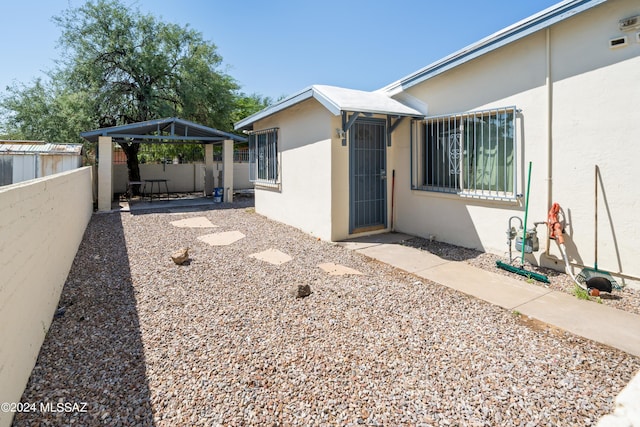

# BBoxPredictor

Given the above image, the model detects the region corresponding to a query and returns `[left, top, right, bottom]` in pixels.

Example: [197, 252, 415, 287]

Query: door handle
[380, 169, 387, 180]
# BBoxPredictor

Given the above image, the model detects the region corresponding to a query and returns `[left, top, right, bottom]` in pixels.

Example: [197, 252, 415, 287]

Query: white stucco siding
[547, 0, 640, 279]
[550, 59, 640, 276]
[392, 0, 640, 281]
[330, 114, 350, 241]
[393, 31, 550, 254]
[253, 99, 335, 240]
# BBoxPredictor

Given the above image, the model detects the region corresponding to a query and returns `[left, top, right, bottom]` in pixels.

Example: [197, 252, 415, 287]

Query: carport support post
[204, 144, 214, 197]
[223, 139, 233, 203]
[98, 136, 113, 212]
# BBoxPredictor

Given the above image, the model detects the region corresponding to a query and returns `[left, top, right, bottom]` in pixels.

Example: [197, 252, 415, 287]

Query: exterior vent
[619, 15, 640, 31]
[609, 36, 628, 49]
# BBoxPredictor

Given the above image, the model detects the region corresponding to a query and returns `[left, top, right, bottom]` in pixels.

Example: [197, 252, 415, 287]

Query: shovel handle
[594, 165, 598, 270]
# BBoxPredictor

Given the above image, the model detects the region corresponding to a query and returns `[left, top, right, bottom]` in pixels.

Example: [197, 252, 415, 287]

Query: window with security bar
[411, 107, 517, 200]
[248, 128, 278, 185]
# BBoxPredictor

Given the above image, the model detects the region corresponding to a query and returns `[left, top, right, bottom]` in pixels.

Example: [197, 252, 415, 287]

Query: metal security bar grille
[411, 106, 517, 200]
[248, 128, 278, 185]
[350, 118, 387, 233]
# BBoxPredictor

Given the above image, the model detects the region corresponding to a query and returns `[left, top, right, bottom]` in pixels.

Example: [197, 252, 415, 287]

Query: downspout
[544, 27, 554, 260]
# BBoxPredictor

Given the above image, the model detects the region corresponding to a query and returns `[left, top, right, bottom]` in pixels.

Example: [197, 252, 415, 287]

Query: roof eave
[234, 86, 322, 131]
[382, 0, 607, 94]
[81, 117, 247, 143]
[80, 117, 178, 140]
[234, 85, 422, 131]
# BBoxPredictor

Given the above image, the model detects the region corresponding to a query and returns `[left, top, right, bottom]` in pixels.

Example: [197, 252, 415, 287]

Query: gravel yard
[13, 201, 640, 426]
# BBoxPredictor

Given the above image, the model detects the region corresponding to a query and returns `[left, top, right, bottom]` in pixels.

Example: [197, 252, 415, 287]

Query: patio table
[144, 179, 169, 202]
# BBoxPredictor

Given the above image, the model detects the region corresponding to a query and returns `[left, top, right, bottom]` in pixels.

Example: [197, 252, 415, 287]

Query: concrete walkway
[338, 233, 640, 358]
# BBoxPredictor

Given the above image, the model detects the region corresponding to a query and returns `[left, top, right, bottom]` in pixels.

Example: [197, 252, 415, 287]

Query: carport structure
[81, 117, 247, 211]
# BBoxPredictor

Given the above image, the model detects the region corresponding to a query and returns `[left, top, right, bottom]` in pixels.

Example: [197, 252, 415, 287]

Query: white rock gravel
[13, 201, 640, 426]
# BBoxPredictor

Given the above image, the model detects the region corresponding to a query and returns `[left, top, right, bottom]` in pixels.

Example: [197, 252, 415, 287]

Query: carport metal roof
[81, 117, 247, 144]
[0, 142, 83, 155]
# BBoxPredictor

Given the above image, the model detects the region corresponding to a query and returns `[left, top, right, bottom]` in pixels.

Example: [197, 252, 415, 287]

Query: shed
[0, 142, 84, 186]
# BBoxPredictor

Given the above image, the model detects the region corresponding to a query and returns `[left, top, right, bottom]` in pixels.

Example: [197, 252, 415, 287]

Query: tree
[232, 93, 273, 126]
[54, 0, 242, 183]
[0, 0, 271, 186]
[1, 78, 92, 144]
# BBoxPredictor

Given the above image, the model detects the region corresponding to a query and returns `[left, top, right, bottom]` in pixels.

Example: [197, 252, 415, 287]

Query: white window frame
[248, 128, 279, 186]
[411, 106, 518, 201]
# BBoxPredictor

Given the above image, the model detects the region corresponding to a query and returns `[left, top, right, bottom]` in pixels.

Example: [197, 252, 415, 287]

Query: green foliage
[232, 93, 273, 125]
[53, 0, 239, 130]
[573, 285, 590, 301]
[137, 143, 204, 164]
[0, 0, 272, 176]
[1, 78, 92, 145]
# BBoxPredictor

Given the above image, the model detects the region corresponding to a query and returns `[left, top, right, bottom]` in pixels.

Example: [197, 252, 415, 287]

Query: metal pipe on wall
[544, 27, 554, 259]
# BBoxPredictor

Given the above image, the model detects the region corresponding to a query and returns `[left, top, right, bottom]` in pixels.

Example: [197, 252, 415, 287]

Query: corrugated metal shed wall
[0, 143, 83, 186]
[39, 154, 82, 178]
[0, 157, 12, 186]
[13, 155, 37, 183]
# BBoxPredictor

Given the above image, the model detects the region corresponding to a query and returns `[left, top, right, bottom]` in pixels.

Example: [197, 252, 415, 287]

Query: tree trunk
[120, 142, 142, 195]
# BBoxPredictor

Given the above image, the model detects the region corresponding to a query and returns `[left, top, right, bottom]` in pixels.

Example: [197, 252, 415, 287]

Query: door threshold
[351, 224, 386, 234]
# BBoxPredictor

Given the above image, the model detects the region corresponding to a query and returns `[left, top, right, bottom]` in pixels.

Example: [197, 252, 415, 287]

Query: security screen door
[349, 118, 387, 233]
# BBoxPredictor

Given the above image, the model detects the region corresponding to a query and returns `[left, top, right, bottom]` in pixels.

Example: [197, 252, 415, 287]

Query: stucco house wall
[391, 0, 640, 279]
[113, 162, 252, 194]
[235, 0, 639, 283]
[329, 113, 350, 241]
[253, 98, 335, 241]
[548, 0, 640, 278]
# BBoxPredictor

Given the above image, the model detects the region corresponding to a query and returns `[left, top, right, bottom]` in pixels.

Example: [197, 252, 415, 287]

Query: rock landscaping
[12, 202, 640, 426]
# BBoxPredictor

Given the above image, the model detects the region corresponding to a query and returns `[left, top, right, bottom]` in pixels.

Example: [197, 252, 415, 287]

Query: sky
[0, 0, 562, 101]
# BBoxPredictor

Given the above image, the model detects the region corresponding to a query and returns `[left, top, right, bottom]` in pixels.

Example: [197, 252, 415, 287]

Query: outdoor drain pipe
[539, 29, 639, 283]
[537, 28, 559, 269]
[544, 27, 555, 262]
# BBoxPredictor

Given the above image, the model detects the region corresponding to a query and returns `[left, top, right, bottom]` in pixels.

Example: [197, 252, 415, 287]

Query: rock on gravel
[289, 284, 312, 299]
[12, 202, 640, 426]
[171, 247, 190, 265]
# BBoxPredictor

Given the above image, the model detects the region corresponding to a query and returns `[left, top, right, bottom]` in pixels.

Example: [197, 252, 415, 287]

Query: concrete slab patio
[414, 262, 553, 310]
[121, 195, 216, 212]
[356, 243, 449, 273]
